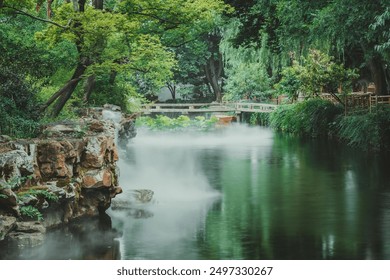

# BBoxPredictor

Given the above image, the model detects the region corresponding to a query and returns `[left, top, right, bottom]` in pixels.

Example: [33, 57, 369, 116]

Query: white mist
[109, 124, 273, 259]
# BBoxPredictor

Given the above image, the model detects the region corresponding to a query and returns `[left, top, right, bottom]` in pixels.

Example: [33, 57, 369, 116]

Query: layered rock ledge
[0, 107, 135, 246]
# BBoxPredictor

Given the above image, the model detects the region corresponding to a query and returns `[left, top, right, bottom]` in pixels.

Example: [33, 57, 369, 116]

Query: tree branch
[2, 5, 68, 29]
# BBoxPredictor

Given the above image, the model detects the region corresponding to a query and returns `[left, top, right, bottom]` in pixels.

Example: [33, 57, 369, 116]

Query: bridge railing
[141, 103, 236, 114]
[234, 102, 278, 112]
[142, 103, 212, 110]
[141, 102, 278, 114]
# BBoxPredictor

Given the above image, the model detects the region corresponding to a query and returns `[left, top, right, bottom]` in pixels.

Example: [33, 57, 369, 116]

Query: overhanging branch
[2, 5, 68, 29]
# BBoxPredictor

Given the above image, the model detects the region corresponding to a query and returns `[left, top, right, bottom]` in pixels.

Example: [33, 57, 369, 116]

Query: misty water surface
[109, 125, 390, 260]
[2, 124, 390, 259]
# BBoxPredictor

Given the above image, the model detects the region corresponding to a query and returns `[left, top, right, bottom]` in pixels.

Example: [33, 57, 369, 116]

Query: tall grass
[337, 106, 390, 151]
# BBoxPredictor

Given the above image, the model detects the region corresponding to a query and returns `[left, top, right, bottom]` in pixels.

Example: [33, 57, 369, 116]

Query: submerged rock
[131, 189, 154, 203]
[111, 189, 154, 219]
[111, 189, 154, 209]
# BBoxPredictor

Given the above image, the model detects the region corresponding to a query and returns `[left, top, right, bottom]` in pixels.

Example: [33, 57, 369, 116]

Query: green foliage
[20, 205, 43, 221]
[224, 60, 272, 101]
[274, 62, 302, 101]
[1, 0, 229, 117]
[371, 7, 390, 61]
[275, 50, 358, 100]
[221, 21, 274, 102]
[0, 176, 31, 190]
[249, 113, 270, 126]
[0, 11, 77, 137]
[136, 115, 218, 131]
[270, 99, 343, 137]
[337, 106, 390, 151]
[19, 189, 59, 202]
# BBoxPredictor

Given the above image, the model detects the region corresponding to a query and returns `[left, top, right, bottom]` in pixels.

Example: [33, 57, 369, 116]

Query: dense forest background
[1, 0, 389, 138]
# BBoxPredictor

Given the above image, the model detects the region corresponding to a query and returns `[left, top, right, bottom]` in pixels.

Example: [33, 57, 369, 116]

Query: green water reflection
[200, 133, 390, 259]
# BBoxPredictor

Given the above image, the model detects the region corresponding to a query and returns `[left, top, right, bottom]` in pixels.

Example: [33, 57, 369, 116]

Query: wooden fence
[320, 93, 390, 114]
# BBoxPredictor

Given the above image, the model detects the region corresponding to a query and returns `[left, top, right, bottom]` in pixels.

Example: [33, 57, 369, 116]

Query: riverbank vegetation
[1, 1, 389, 150]
[268, 101, 390, 151]
[136, 115, 218, 131]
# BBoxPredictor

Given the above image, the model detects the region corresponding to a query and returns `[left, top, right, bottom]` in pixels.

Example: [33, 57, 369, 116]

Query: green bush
[136, 115, 218, 131]
[269, 99, 343, 137]
[0, 77, 41, 138]
[337, 106, 390, 151]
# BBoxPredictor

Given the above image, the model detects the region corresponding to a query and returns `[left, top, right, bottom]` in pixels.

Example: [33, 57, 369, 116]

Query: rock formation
[0, 107, 133, 247]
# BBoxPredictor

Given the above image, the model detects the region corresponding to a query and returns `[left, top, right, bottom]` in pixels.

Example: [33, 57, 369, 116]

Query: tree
[276, 50, 358, 104]
[1, 0, 228, 116]
[371, 6, 390, 62]
[222, 0, 390, 97]
[310, 0, 389, 95]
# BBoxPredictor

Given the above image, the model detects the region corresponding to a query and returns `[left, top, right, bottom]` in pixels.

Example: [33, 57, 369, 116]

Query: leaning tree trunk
[48, 59, 89, 117]
[51, 63, 87, 117]
[43, 0, 90, 116]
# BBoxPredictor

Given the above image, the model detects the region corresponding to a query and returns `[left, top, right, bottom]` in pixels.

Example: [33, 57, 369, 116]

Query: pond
[110, 124, 390, 260]
[2, 124, 390, 259]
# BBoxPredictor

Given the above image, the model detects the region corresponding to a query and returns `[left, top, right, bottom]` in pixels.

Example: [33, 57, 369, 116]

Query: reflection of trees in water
[200, 134, 390, 259]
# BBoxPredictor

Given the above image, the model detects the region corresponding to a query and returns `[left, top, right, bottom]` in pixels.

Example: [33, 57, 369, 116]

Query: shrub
[136, 115, 218, 131]
[269, 99, 343, 137]
[0, 72, 41, 138]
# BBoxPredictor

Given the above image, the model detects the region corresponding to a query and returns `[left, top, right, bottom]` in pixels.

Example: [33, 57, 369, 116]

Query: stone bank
[0, 107, 135, 247]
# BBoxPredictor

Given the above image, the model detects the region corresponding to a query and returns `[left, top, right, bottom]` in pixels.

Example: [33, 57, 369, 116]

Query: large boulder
[0, 106, 124, 245]
[82, 168, 113, 188]
[0, 215, 16, 241]
[0, 187, 19, 216]
[37, 140, 84, 179]
[118, 117, 137, 148]
[0, 150, 34, 180]
[7, 221, 46, 247]
[82, 136, 117, 168]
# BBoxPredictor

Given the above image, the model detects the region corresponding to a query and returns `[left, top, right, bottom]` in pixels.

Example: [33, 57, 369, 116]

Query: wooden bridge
[140, 94, 390, 116]
[141, 102, 278, 115]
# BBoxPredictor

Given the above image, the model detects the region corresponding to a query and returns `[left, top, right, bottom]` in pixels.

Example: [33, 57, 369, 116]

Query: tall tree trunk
[368, 56, 389, 95]
[47, 0, 52, 18]
[360, 43, 389, 95]
[71, 0, 86, 12]
[205, 53, 223, 102]
[109, 70, 117, 85]
[83, 75, 96, 103]
[93, 0, 103, 9]
[78, 0, 86, 12]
